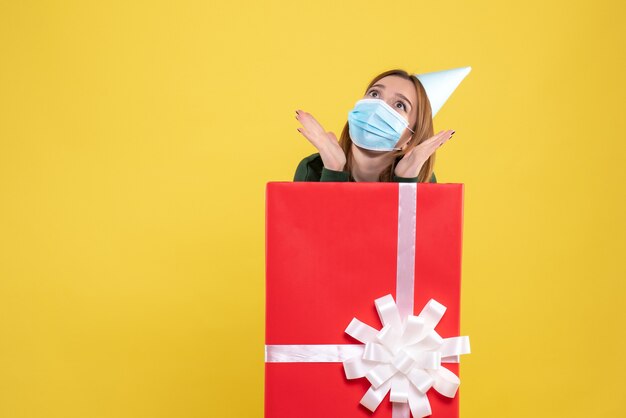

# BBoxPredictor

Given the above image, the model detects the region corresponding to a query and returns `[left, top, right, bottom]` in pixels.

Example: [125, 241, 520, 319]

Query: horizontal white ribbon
[264, 343, 464, 364]
[265, 344, 363, 362]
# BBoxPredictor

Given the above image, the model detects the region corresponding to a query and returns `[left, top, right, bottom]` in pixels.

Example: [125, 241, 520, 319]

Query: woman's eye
[395, 102, 407, 111]
[368, 90, 379, 98]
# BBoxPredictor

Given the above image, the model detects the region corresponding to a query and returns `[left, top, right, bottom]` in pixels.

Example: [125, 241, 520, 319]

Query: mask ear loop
[392, 125, 416, 152]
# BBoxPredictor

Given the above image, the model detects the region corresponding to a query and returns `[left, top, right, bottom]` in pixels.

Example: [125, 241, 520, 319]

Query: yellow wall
[1, 1, 625, 417]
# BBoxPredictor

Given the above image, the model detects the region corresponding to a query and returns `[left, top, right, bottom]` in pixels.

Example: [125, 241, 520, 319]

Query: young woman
[293, 69, 457, 183]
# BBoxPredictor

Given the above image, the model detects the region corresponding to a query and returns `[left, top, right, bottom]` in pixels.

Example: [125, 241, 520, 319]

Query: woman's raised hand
[296, 110, 347, 171]
[394, 130, 455, 178]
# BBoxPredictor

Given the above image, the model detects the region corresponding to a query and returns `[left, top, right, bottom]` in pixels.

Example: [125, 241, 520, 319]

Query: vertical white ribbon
[392, 183, 417, 418]
[396, 183, 417, 323]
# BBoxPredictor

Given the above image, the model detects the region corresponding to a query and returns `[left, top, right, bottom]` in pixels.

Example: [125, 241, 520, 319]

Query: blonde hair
[339, 69, 436, 182]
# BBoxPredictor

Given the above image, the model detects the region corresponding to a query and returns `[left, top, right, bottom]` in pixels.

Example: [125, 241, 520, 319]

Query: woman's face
[362, 75, 418, 151]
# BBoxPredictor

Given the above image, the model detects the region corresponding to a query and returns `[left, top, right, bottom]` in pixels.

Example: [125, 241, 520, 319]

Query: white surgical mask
[347, 98, 414, 151]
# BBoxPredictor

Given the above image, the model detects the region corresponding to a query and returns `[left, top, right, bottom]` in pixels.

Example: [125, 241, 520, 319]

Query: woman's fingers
[437, 130, 455, 147]
[296, 110, 334, 149]
[296, 126, 318, 146]
[420, 130, 454, 150]
[296, 110, 326, 136]
[428, 130, 453, 144]
[403, 129, 456, 167]
[296, 111, 318, 143]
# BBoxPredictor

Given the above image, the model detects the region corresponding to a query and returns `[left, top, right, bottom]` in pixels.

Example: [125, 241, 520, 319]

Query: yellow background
[1, 1, 625, 417]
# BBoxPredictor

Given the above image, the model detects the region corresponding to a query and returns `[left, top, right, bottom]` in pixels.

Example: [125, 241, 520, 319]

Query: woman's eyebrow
[369, 84, 413, 109]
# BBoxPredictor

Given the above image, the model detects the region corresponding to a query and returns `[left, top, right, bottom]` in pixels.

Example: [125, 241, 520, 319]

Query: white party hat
[412, 66, 471, 117]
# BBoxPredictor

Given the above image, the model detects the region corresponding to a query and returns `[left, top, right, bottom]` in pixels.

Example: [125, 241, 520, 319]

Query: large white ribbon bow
[343, 294, 470, 418]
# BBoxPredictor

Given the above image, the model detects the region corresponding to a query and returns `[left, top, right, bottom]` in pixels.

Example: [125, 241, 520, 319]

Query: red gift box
[265, 182, 468, 418]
